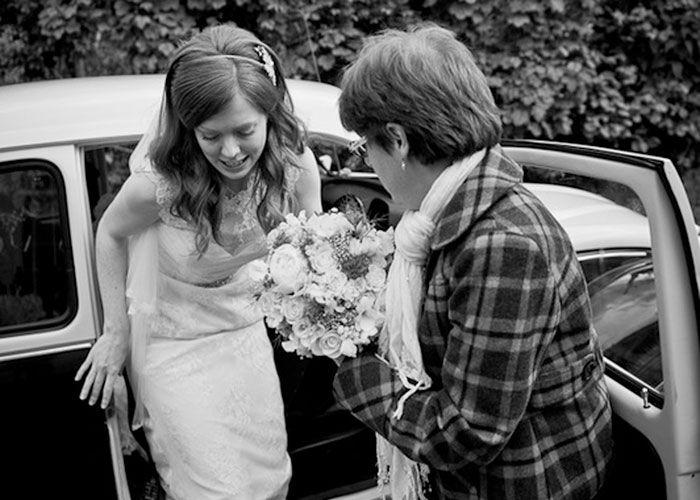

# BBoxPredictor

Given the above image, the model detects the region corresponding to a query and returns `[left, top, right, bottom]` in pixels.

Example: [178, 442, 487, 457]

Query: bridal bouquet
[254, 209, 394, 359]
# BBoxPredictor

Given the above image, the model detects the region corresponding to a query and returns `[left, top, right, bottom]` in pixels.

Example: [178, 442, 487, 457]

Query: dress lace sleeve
[285, 164, 302, 192]
[131, 170, 186, 228]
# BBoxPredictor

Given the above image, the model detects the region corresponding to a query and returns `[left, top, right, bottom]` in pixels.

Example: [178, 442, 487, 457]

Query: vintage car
[1, 74, 699, 500]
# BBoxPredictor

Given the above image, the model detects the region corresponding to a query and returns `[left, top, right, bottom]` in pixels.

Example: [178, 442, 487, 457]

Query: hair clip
[254, 45, 277, 87]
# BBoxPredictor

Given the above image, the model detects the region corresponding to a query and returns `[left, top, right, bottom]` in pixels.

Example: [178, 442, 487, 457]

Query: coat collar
[430, 145, 523, 250]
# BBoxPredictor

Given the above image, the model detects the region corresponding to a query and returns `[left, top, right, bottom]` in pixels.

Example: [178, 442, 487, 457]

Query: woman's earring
[400, 160, 406, 171]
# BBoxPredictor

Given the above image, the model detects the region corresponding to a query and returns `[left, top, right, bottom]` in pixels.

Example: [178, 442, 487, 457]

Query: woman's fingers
[89, 369, 107, 406]
[74, 351, 93, 381]
[77, 336, 126, 407]
[101, 372, 117, 409]
[79, 365, 97, 401]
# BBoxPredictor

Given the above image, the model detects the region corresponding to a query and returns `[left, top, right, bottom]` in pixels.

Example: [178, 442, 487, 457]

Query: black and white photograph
[1, 1, 699, 499]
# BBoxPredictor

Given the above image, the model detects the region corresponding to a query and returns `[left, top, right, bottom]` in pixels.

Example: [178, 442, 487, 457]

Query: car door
[504, 140, 700, 500]
[0, 145, 120, 499]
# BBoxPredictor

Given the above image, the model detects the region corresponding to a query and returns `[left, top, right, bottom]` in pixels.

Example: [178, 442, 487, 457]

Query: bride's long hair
[150, 25, 306, 255]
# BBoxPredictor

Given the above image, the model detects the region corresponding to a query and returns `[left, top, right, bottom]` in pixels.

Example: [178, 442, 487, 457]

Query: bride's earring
[400, 160, 406, 171]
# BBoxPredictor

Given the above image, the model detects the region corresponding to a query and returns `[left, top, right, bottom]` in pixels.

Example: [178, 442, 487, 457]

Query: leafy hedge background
[2, 0, 699, 216]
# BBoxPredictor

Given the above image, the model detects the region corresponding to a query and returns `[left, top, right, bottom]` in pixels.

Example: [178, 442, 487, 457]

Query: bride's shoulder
[289, 146, 322, 213]
[296, 146, 317, 174]
[119, 172, 161, 212]
[130, 170, 174, 209]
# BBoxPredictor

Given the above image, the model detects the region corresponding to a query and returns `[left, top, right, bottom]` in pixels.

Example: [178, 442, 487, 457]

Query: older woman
[333, 24, 613, 500]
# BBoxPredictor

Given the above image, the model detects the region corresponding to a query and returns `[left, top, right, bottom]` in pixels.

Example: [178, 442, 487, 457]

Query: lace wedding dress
[128, 169, 291, 500]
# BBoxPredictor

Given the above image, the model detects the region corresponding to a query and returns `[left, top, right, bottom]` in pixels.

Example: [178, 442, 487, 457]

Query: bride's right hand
[75, 330, 129, 409]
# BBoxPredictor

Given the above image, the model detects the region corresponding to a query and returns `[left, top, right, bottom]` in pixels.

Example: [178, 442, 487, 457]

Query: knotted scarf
[376, 149, 486, 500]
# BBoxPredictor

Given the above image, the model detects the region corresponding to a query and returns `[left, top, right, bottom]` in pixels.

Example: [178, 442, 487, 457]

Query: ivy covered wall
[1, 0, 699, 179]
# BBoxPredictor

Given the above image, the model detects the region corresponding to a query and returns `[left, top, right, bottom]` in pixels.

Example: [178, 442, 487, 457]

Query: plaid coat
[333, 146, 613, 499]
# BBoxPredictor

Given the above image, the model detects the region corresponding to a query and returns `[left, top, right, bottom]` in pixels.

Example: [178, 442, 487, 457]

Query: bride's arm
[294, 146, 322, 215]
[75, 174, 160, 409]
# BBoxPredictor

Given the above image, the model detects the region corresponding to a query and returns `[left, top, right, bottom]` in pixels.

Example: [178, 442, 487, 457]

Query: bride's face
[194, 93, 268, 190]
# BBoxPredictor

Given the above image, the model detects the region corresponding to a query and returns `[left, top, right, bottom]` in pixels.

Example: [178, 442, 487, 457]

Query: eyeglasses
[348, 137, 368, 160]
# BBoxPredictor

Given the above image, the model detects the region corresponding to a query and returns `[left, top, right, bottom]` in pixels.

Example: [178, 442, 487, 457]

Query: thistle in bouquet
[254, 208, 394, 360]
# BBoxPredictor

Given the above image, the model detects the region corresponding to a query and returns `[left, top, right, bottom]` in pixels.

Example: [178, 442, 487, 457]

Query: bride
[75, 25, 321, 499]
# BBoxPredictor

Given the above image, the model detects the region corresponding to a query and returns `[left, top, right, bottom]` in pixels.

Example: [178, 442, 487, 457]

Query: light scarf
[376, 149, 486, 500]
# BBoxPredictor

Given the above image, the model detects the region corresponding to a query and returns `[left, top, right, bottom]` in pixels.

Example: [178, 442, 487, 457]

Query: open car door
[506, 141, 700, 500]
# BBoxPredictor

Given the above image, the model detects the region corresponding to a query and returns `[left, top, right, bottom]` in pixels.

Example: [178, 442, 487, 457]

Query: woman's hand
[75, 330, 129, 409]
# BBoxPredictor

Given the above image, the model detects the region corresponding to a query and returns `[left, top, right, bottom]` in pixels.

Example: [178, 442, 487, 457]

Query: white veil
[124, 114, 161, 430]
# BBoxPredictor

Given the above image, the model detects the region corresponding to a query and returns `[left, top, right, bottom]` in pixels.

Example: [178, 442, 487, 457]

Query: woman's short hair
[339, 24, 502, 164]
[151, 25, 305, 255]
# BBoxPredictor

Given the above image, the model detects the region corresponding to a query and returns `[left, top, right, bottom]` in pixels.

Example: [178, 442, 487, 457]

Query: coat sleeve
[333, 231, 561, 471]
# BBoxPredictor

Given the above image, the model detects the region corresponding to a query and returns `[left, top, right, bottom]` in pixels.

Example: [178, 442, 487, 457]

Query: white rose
[347, 237, 363, 255]
[266, 226, 282, 245]
[308, 241, 338, 274]
[341, 278, 363, 302]
[310, 331, 345, 358]
[356, 310, 382, 340]
[365, 264, 387, 291]
[264, 310, 284, 329]
[296, 323, 326, 350]
[282, 337, 303, 354]
[269, 243, 308, 294]
[370, 254, 387, 269]
[356, 292, 377, 312]
[307, 212, 353, 239]
[281, 296, 306, 324]
[377, 228, 395, 256]
[284, 211, 306, 226]
[320, 269, 348, 296]
[258, 291, 278, 314]
[292, 316, 314, 339]
[305, 281, 337, 306]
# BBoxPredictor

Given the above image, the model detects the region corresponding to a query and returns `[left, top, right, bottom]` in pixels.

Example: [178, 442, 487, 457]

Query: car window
[524, 165, 646, 217]
[522, 164, 662, 403]
[0, 162, 76, 332]
[83, 142, 137, 229]
[308, 134, 367, 174]
[578, 250, 651, 283]
[587, 260, 662, 392]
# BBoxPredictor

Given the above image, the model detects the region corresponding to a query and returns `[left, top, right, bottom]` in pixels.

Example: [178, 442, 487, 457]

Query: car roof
[0, 74, 354, 151]
[0, 75, 655, 253]
[525, 183, 651, 251]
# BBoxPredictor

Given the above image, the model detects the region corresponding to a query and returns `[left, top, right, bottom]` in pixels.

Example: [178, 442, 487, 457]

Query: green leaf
[550, 0, 565, 13]
[511, 108, 530, 126]
[448, 3, 472, 21]
[509, 15, 530, 28]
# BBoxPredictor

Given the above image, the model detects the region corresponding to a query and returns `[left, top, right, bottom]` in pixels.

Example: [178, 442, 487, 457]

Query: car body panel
[1, 347, 119, 499]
